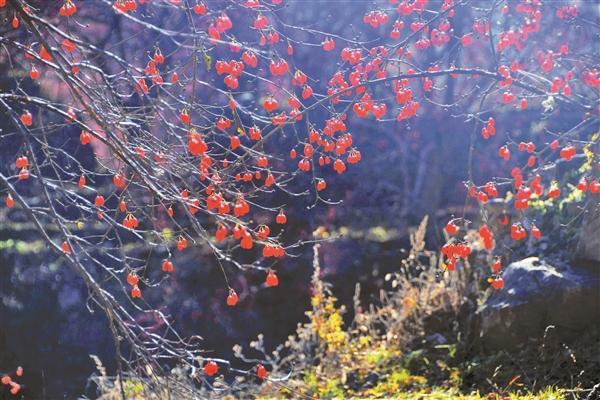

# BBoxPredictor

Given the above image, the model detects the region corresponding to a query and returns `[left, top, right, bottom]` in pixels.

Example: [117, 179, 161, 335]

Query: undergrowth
[91, 217, 598, 399]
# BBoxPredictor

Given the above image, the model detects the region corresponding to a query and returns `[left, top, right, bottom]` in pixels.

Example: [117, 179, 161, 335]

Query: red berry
[194, 1, 206, 15]
[498, 145, 510, 160]
[230, 135, 241, 150]
[39, 46, 51, 61]
[316, 179, 327, 192]
[333, 159, 346, 174]
[265, 271, 279, 287]
[590, 180, 600, 194]
[123, 214, 139, 229]
[20, 111, 33, 126]
[94, 195, 105, 207]
[256, 156, 269, 168]
[445, 220, 459, 235]
[216, 224, 228, 241]
[131, 285, 141, 298]
[80, 130, 92, 145]
[520, 99, 527, 109]
[276, 209, 287, 224]
[177, 237, 188, 251]
[559, 145, 576, 161]
[511, 223, 527, 240]
[204, 360, 219, 376]
[302, 85, 313, 99]
[29, 65, 40, 80]
[162, 260, 174, 273]
[477, 191, 489, 203]
[226, 289, 238, 306]
[61, 241, 71, 254]
[256, 225, 270, 240]
[492, 259, 502, 273]
[113, 172, 126, 189]
[126, 272, 139, 286]
[265, 173, 276, 188]
[491, 277, 504, 290]
[6, 194, 15, 208]
[179, 109, 191, 125]
[9, 383, 20, 395]
[256, 363, 268, 379]
[15, 156, 29, 169]
[61, 38, 76, 53]
[240, 233, 253, 250]
[322, 37, 335, 51]
[531, 224, 542, 239]
[263, 96, 279, 113]
[548, 186, 561, 199]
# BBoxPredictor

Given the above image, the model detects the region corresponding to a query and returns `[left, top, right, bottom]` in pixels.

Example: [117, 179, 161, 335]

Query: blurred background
[0, 1, 598, 398]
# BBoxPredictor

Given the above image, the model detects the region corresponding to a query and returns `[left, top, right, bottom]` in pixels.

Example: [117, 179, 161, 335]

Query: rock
[478, 257, 600, 351]
[577, 197, 600, 263]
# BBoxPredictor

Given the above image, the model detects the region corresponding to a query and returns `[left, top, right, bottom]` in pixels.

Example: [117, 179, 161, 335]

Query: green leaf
[203, 51, 212, 71]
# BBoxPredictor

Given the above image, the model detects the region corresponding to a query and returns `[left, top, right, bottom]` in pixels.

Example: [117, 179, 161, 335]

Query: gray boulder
[478, 257, 600, 350]
[577, 198, 600, 263]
